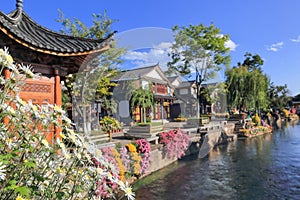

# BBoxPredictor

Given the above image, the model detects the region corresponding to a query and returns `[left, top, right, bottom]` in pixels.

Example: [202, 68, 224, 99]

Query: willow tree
[167, 23, 231, 117]
[57, 10, 125, 133]
[226, 53, 269, 112]
[131, 88, 154, 123]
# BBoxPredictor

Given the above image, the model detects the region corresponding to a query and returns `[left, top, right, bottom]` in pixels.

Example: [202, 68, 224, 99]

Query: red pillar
[54, 69, 62, 139]
[54, 69, 62, 106]
[3, 69, 11, 124]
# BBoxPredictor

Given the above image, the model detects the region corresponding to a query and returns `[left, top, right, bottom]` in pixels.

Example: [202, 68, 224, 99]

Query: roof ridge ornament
[16, 0, 23, 11]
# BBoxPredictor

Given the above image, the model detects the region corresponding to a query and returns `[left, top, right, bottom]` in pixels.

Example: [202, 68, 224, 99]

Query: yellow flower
[8, 106, 16, 115]
[32, 105, 38, 111]
[18, 98, 27, 106]
[16, 195, 25, 200]
[54, 105, 64, 114]
[56, 168, 64, 174]
[68, 132, 76, 143]
[6, 55, 13, 63]
[60, 133, 66, 139]
[42, 139, 49, 148]
[96, 168, 103, 175]
[64, 153, 71, 159]
[126, 143, 137, 153]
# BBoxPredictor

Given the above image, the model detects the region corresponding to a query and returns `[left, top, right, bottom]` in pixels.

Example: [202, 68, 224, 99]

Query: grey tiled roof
[0, 9, 113, 55]
[112, 65, 157, 81]
[167, 76, 178, 83]
[176, 81, 195, 88]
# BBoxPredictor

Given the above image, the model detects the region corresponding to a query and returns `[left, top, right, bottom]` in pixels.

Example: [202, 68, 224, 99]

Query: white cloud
[266, 41, 284, 52]
[122, 42, 173, 70]
[216, 34, 238, 51]
[122, 39, 237, 71]
[225, 40, 238, 51]
[122, 51, 149, 60]
[291, 35, 300, 42]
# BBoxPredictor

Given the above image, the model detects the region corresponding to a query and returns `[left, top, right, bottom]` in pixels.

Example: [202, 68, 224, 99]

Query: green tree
[167, 23, 231, 117]
[131, 87, 154, 123]
[238, 52, 264, 71]
[226, 53, 269, 112]
[268, 82, 291, 110]
[57, 10, 125, 133]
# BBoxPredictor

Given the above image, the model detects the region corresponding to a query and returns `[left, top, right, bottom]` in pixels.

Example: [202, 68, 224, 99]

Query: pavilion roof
[0, 4, 113, 57]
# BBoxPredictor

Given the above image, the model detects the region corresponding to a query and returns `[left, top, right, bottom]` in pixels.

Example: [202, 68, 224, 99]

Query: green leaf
[55, 191, 65, 200]
[15, 186, 31, 197]
[24, 161, 36, 168]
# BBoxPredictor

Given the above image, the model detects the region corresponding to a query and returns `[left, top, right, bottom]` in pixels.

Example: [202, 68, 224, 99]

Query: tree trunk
[143, 107, 147, 123]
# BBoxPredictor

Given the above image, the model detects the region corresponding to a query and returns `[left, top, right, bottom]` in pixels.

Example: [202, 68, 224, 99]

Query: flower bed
[239, 126, 272, 137]
[174, 117, 187, 122]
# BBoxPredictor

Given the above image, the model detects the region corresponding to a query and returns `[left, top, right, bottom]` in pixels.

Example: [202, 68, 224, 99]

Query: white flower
[124, 186, 135, 200]
[0, 77, 5, 84]
[118, 181, 135, 200]
[0, 131, 5, 140]
[18, 63, 38, 79]
[42, 139, 49, 148]
[54, 105, 65, 115]
[0, 162, 7, 181]
[0, 47, 14, 69]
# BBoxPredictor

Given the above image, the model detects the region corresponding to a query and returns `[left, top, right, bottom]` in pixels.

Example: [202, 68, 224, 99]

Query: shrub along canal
[134, 121, 300, 200]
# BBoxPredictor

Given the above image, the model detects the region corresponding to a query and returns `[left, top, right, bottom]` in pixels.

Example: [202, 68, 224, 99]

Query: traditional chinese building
[168, 77, 198, 118]
[112, 64, 176, 124]
[0, 1, 113, 137]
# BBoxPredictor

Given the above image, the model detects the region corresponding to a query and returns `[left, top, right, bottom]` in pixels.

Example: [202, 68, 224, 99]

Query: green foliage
[57, 9, 115, 38]
[238, 52, 264, 71]
[168, 23, 231, 116]
[167, 23, 231, 80]
[131, 87, 154, 123]
[225, 53, 269, 111]
[268, 82, 291, 110]
[57, 10, 126, 133]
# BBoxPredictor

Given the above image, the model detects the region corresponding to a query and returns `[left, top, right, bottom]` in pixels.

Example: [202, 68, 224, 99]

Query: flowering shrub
[94, 139, 151, 185]
[119, 146, 131, 174]
[252, 113, 261, 125]
[100, 116, 121, 133]
[0, 47, 134, 200]
[283, 109, 289, 118]
[249, 126, 271, 134]
[135, 139, 151, 174]
[126, 143, 142, 176]
[159, 129, 190, 159]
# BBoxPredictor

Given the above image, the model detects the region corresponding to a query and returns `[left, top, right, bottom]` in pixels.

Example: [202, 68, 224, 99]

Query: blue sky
[2, 0, 300, 95]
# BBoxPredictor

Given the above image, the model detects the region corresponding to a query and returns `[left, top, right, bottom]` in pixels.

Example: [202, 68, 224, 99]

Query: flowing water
[134, 122, 300, 200]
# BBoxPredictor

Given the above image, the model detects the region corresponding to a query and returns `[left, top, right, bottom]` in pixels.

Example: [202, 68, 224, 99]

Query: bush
[100, 116, 121, 133]
[159, 129, 190, 159]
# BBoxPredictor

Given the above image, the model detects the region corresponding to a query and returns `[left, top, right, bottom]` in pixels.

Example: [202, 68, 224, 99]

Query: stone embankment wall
[142, 122, 236, 176]
[144, 145, 177, 176]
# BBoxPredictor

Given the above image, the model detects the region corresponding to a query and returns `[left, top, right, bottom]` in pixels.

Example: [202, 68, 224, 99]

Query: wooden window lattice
[22, 83, 51, 93]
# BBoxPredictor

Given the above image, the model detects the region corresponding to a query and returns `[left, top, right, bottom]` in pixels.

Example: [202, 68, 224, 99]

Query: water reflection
[135, 122, 300, 200]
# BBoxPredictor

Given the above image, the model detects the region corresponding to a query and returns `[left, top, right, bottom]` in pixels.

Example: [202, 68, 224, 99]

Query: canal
[134, 122, 300, 200]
